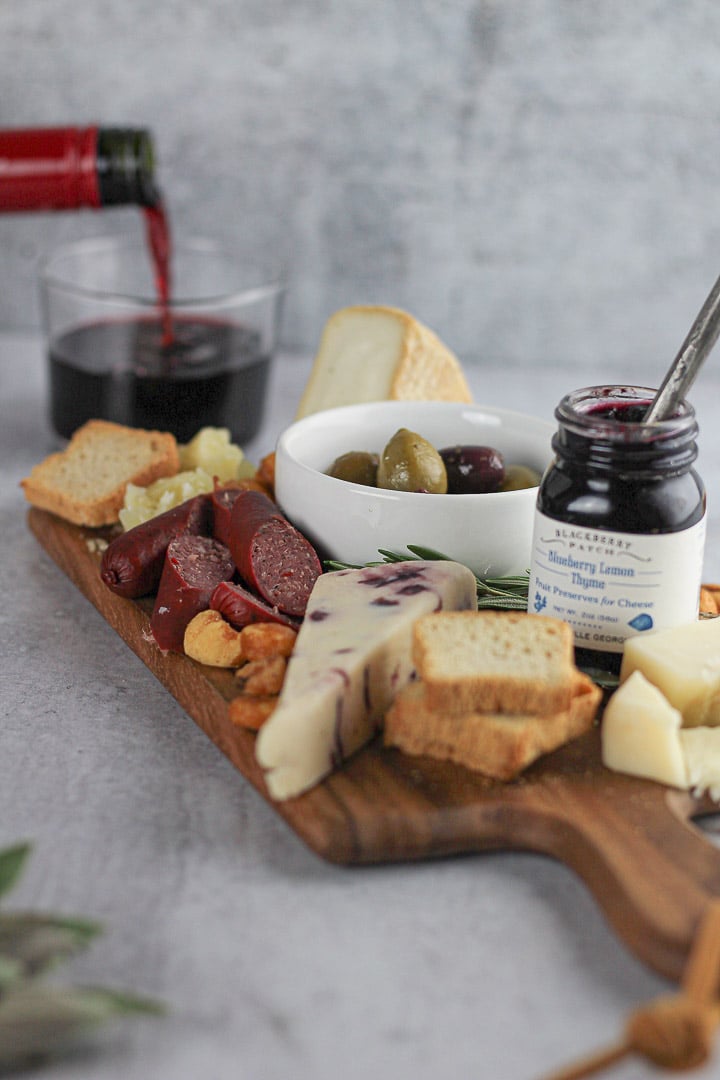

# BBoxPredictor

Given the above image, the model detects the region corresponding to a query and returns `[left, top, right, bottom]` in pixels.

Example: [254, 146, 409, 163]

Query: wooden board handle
[313, 738, 720, 981]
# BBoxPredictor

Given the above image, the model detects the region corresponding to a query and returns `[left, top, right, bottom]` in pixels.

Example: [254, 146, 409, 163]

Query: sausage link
[228, 490, 322, 617]
[150, 534, 235, 653]
[210, 580, 301, 631]
[210, 487, 243, 549]
[100, 494, 211, 598]
[211, 481, 275, 547]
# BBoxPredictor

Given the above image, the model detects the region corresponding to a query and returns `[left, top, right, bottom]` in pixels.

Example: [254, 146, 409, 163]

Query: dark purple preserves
[210, 580, 301, 631]
[100, 494, 211, 598]
[538, 386, 705, 534]
[228, 490, 322, 617]
[150, 534, 235, 653]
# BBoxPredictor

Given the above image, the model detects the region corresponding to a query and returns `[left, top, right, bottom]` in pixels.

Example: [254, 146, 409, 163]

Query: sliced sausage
[100, 494, 211, 598]
[210, 486, 243, 549]
[150, 534, 235, 653]
[228, 490, 322, 617]
[210, 580, 301, 631]
[211, 482, 275, 547]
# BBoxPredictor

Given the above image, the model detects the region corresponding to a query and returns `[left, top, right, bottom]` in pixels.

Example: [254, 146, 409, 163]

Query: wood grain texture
[28, 507, 720, 982]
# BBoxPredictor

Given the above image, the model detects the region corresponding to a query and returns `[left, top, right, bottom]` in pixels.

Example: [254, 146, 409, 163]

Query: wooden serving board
[28, 507, 720, 982]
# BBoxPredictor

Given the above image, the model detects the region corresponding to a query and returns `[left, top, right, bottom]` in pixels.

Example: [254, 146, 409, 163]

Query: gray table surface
[3, 330, 720, 1080]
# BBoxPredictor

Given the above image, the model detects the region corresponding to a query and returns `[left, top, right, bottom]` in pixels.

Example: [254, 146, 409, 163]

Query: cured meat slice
[228, 490, 321, 617]
[151, 534, 234, 653]
[210, 580, 301, 631]
[210, 486, 242, 549]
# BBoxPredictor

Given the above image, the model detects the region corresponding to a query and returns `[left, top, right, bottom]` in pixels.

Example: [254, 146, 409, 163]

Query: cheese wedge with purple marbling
[255, 560, 478, 800]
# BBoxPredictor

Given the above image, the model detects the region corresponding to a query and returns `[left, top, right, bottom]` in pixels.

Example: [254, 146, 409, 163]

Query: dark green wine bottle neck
[96, 128, 159, 207]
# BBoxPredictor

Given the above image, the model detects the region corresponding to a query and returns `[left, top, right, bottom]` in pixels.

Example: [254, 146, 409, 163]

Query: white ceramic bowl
[274, 401, 554, 578]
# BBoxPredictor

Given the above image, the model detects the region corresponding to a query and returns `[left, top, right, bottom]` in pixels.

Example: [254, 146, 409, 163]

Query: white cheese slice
[295, 306, 473, 419]
[620, 617, 720, 726]
[601, 670, 688, 789]
[680, 727, 720, 801]
[255, 560, 478, 800]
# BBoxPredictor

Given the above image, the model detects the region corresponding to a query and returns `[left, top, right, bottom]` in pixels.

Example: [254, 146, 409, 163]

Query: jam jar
[528, 385, 706, 673]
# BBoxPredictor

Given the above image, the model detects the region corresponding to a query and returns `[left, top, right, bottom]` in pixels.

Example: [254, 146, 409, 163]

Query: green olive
[326, 451, 379, 487]
[376, 428, 448, 493]
[499, 463, 542, 491]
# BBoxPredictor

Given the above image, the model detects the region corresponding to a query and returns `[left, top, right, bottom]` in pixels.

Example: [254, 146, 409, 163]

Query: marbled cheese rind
[255, 560, 478, 800]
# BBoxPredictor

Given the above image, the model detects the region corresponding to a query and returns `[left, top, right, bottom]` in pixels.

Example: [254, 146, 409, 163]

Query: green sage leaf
[0, 983, 162, 1069]
[0, 914, 101, 985]
[0, 957, 22, 991]
[0, 845, 31, 900]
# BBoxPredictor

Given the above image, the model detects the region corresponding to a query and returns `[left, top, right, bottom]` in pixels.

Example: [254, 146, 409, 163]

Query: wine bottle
[0, 126, 159, 210]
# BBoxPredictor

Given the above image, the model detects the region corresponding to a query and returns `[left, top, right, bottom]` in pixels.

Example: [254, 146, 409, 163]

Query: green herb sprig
[0, 843, 162, 1072]
[325, 544, 530, 610]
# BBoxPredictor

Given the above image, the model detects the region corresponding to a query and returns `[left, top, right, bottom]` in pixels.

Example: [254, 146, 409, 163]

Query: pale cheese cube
[620, 618, 720, 727]
[680, 727, 720, 802]
[179, 426, 255, 482]
[602, 670, 688, 789]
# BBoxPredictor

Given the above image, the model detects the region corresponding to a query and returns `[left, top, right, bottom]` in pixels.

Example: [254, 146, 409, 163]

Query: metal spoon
[644, 270, 720, 422]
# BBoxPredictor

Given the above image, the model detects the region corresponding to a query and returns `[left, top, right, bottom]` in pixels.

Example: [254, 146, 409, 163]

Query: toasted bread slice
[384, 673, 601, 781]
[21, 420, 179, 527]
[295, 305, 473, 418]
[412, 610, 577, 716]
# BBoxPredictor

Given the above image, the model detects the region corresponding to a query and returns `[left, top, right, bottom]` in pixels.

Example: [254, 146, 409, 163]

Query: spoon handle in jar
[645, 270, 720, 423]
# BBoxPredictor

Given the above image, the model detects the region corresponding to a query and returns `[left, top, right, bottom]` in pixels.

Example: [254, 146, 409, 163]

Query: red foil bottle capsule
[528, 385, 706, 674]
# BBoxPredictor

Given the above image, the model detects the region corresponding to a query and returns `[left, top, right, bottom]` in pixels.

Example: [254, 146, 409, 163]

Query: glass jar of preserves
[528, 385, 706, 673]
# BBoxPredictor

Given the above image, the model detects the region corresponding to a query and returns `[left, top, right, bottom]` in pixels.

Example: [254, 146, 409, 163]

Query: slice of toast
[384, 673, 601, 781]
[412, 610, 577, 716]
[21, 420, 180, 527]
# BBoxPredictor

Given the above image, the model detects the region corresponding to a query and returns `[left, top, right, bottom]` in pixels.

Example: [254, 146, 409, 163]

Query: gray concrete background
[2, 1, 720, 377]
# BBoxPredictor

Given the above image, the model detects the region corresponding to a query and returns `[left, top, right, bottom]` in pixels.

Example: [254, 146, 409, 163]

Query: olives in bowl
[377, 429, 447, 493]
[326, 450, 379, 487]
[440, 444, 504, 494]
[326, 430, 540, 495]
[274, 401, 552, 578]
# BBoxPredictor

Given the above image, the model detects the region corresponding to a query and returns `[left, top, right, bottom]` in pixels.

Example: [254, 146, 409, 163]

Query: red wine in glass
[49, 197, 273, 443]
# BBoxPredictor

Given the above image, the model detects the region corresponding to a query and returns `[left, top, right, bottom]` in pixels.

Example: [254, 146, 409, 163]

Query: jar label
[528, 510, 707, 653]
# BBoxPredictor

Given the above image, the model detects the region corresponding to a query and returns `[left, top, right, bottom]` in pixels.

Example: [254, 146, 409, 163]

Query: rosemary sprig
[324, 545, 530, 611]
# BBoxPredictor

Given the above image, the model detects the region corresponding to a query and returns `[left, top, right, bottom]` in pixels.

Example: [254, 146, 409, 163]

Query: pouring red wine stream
[143, 201, 173, 349]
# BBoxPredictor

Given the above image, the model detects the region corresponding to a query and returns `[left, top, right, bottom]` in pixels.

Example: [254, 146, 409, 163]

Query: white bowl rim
[276, 400, 554, 501]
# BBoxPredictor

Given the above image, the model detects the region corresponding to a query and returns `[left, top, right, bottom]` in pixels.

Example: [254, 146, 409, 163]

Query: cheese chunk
[255, 560, 478, 800]
[295, 306, 473, 419]
[620, 617, 720, 727]
[680, 727, 720, 801]
[601, 671, 688, 789]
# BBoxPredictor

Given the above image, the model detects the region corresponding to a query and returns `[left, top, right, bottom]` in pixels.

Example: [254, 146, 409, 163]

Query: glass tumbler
[40, 235, 285, 444]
